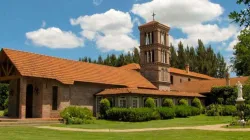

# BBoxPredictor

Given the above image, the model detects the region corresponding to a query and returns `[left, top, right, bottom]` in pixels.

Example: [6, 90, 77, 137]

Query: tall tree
[177, 41, 186, 69]
[231, 29, 250, 76]
[110, 54, 117, 66]
[97, 55, 103, 64]
[170, 44, 178, 67]
[133, 48, 140, 63]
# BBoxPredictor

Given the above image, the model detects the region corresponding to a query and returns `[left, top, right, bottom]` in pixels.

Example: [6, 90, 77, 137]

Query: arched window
[161, 68, 164, 81]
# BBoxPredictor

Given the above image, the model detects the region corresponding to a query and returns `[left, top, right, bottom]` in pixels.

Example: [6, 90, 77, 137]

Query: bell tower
[139, 21, 171, 91]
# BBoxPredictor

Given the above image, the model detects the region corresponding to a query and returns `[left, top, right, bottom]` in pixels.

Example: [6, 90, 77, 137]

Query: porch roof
[96, 88, 205, 97]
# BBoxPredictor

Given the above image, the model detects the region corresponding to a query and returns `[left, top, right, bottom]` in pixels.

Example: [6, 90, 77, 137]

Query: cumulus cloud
[70, 9, 139, 52]
[170, 24, 238, 47]
[93, 0, 103, 6]
[226, 31, 241, 51]
[132, 0, 238, 48]
[26, 27, 83, 49]
[131, 0, 223, 27]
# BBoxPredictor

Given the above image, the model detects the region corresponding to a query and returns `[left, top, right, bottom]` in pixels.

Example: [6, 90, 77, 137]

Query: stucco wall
[170, 73, 204, 85]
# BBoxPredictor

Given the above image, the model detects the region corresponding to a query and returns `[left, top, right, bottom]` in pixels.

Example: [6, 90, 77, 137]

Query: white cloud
[93, 0, 103, 6]
[26, 27, 83, 49]
[131, 0, 238, 48]
[70, 9, 139, 52]
[171, 24, 238, 47]
[131, 0, 223, 27]
[41, 20, 46, 28]
[226, 30, 241, 51]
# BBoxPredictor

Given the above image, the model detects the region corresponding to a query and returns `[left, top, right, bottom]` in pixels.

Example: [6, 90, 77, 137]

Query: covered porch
[95, 88, 205, 112]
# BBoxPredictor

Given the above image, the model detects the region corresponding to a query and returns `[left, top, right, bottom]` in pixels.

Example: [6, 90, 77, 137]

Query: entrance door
[26, 84, 33, 118]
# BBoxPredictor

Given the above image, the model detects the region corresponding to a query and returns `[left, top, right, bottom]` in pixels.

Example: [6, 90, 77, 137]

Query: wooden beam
[7, 65, 13, 76]
[1, 65, 7, 76]
[0, 75, 20, 81]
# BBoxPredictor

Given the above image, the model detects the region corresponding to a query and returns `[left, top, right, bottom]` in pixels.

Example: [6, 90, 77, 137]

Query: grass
[0, 110, 3, 117]
[54, 115, 233, 129]
[0, 126, 250, 140]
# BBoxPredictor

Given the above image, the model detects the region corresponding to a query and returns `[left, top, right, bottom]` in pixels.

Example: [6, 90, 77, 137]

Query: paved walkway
[37, 124, 250, 132]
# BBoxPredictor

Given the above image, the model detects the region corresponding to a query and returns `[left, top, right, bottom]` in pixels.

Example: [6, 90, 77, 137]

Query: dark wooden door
[26, 84, 33, 118]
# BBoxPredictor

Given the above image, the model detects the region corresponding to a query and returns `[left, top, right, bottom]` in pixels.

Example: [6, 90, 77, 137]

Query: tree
[231, 29, 250, 76]
[170, 44, 178, 67]
[229, 0, 250, 28]
[133, 47, 140, 63]
[97, 55, 103, 64]
[177, 42, 186, 69]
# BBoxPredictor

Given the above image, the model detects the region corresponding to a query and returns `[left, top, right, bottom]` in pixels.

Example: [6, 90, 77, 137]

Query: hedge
[60, 106, 94, 124]
[206, 104, 237, 116]
[157, 107, 175, 119]
[106, 107, 155, 122]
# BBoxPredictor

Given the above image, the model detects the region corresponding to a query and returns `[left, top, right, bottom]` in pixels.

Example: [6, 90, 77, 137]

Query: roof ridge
[2, 48, 133, 71]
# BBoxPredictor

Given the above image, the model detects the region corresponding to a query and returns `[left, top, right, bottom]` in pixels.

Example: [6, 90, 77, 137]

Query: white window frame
[132, 97, 139, 108]
[118, 97, 127, 108]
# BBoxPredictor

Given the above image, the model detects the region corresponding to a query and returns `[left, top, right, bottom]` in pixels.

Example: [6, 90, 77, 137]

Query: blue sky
[0, 0, 244, 76]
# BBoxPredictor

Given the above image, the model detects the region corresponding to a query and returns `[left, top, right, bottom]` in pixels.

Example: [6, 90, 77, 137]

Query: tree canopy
[79, 40, 227, 78]
[229, 0, 250, 28]
[231, 29, 250, 76]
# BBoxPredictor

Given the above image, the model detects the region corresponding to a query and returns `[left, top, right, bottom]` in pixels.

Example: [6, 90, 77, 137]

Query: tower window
[188, 78, 191, 81]
[180, 79, 182, 83]
[161, 32, 166, 45]
[145, 32, 153, 45]
[152, 50, 154, 62]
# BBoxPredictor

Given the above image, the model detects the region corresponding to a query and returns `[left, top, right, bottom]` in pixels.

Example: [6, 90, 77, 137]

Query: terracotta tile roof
[169, 67, 215, 80]
[170, 76, 249, 93]
[1, 48, 156, 89]
[139, 21, 170, 29]
[119, 63, 141, 70]
[119, 63, 215, 80]
[96, 88, 205, 97]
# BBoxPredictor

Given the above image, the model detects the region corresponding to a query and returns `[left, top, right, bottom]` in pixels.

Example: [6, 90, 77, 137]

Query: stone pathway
[36, 124, 250, 132]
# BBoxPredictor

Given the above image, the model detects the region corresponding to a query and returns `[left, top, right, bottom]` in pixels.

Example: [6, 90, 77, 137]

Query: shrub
[179, 99, 188, 106]
[60, 106, 93, 124]
[157, 107, 175, 119]
[206, 104, 223, 116]
[175, 105, 191, 118]
[221, 105, 237, 116]
[191, 98, 202, 110]
[3, 108, 8, 116]
[162, 98, 174, 108]
[145, 97, 156, 108]
[106, 108, 154, 122]
[99, 98, 110, 119]
[190, 107, 201, 116]
[0, 84, 9, 110]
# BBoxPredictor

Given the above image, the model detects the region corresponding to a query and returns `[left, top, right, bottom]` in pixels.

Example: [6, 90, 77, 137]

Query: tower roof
[139, 20, 170, 30]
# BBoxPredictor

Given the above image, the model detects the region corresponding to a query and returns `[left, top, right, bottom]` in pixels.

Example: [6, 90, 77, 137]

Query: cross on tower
[152, 12, 156, 21]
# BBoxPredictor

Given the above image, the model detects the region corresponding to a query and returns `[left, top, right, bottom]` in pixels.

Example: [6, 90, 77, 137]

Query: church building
[0, 20, 248, 119]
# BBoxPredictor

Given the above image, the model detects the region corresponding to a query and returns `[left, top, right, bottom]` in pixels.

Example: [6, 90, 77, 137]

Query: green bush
[174, 105, 191, 118]
[60, 106, 94, 124]
[145, 97, 156, 108]
[106, 108, 155, 122]
[0, 84, 9, 110]
[179, 99, 188, 106]
[157, 107, 175, 119]
[99, 98, 110, 119]
[191, 98, 202, 110]
[206, 104, 223, 116]
[3, 108, 8, 116]
[162, 98, 174, 108]
[221, 105, 237, 116]
[190, 107, 201, 116]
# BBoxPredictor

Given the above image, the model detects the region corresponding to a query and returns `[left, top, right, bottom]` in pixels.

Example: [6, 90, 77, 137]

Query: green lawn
[0, 126, 249, 140]
[0, 110, 3, 117]
[54, 115, 233, 129]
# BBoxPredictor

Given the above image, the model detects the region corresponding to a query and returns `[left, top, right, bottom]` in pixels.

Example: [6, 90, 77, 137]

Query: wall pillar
[19, 78, 27, 119]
